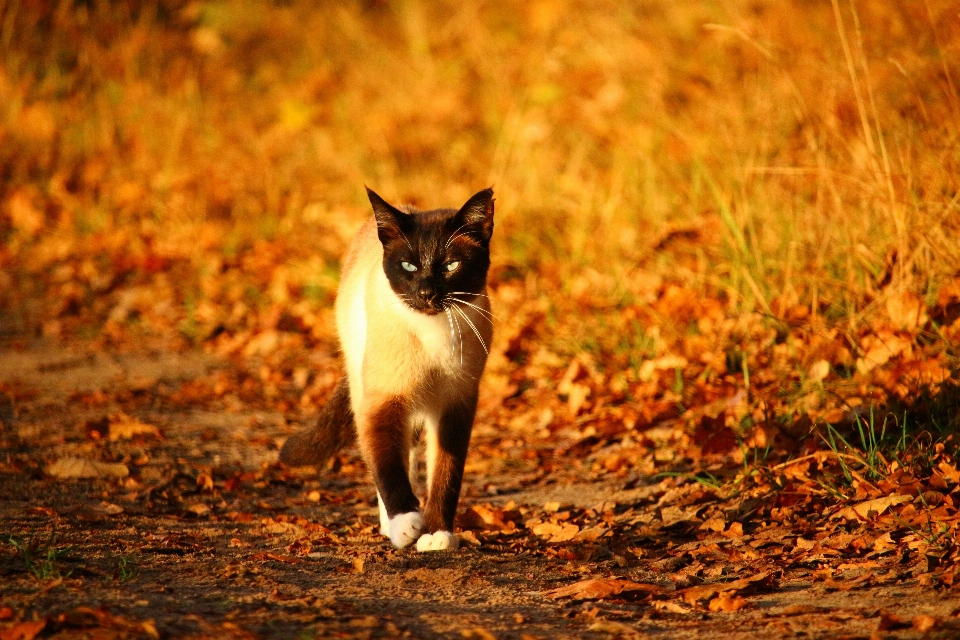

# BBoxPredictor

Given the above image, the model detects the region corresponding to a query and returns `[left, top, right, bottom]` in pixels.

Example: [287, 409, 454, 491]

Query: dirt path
[1, 342, 957, 639]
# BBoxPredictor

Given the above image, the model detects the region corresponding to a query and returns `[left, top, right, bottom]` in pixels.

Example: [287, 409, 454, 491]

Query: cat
[280, 187, 495, 552]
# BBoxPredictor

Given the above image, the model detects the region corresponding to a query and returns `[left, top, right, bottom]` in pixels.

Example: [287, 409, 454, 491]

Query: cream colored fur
[336, 218, 489, 551]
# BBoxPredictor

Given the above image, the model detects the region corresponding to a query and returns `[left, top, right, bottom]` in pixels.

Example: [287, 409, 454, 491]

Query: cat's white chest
[398, 302, 456, 366]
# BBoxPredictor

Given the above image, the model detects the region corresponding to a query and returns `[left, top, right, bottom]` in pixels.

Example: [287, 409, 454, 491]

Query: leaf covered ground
[2, 0, 960, 638]
[1, 341, 960, 640]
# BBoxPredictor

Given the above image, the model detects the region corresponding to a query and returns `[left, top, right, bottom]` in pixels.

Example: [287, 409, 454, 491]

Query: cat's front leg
[418, 399, 475, 552]
[360, 398, 422, 549]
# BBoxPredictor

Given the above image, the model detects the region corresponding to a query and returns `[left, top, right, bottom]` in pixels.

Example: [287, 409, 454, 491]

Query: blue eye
[401, 261, 418, 272]
[444, 261, 460, 272]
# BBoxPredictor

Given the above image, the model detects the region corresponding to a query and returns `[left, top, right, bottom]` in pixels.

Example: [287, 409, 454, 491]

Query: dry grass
[1, 1, 958, 426]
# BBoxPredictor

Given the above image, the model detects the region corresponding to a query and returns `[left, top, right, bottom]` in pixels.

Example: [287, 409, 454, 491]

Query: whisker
[444, 308, 456, 358]
[398, 230, 414, 253]
[448, 297, 498, 323]
[453, 305, 488, 355]
[449, 291, 491, 300]
[451, 305, 464, 365]
[444, 223, 473, 250]
[376, 221, 414, 253]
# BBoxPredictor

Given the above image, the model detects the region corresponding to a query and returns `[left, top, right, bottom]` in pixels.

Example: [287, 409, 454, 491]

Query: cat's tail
[279, 377, 355, 467]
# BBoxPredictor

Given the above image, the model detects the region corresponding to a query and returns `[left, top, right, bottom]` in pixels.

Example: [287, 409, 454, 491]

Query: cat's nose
[418, 284, 437, 303]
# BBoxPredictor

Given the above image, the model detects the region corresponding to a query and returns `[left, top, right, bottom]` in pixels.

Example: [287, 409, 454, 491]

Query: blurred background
[1, 0, 958, 443]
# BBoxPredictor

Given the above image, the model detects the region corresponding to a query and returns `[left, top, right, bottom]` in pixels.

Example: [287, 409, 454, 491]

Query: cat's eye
[444, 261, 460, 273]
[401, 261, 418, 272]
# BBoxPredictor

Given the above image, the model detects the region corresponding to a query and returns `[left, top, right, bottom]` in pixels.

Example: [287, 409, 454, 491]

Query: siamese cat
[280, 187, 495, 552]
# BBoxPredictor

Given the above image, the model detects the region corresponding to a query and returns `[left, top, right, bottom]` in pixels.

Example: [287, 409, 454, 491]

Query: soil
[1, 341, 958, 639]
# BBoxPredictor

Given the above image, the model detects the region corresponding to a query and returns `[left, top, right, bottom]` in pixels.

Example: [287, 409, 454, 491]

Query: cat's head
[366, 187, 494, 315]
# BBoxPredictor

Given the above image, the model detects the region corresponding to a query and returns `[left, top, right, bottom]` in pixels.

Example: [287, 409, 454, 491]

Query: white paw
[416, 531, 458, 552]
[387, 512, 424, 549]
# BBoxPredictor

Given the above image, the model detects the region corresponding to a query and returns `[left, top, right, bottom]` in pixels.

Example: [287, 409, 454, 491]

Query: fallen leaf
[877, 611, 911, 631]
[699, 517, 726, 533]
[708, 592, 748, 612]
[587, 621, 641, 636]
[651, 601, 693, 615]
[45, 457, 129, 479]
[108, 414, 160, 441]
[660, 504, 702, 527]
[831, 494, 912, 521]
[457, 530, 481, 546]
[186, 503, 210, 516]
[140, 620, 160, 638]
[938, 461, 960, 484]
[250, 552, 299, 564]
[0, 620, 46, 640]
[856, 334, 910, 374]
[532, 521, 579, 542]
[680, 571, 776, 606]
[912, 615, 937, 632]
[808, 359, 830, 383]
[460, 505, 513, 532]
[886, 291, 927, 331]
[871, 533, 896, 553]
[573, 525, 608, 542]
[196, 473, 214, 491]
[547, 578, 664, 601]
[97, 502, 124, 515]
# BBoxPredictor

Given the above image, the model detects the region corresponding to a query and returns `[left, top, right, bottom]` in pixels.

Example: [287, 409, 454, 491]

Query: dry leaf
[912, 614, 937, 632]
[877, 611, 911, 631]
[45, 457, 129, 479]
[638, 354, 688, 381]
[98, 501, 124, 515]
[699, 517, 726, 533]
[660, 504, 701, 527]
[460, 505, 510, 531]
[807, 359, 830, 383]
[457, 530, 481, 546]
[680, 571, 776, 606]
[532, 521, 579, 542]
[587, 621, 641, 636]
[652, 600, 693, 615]
[886, 291, 927, 331]
[937, 461, 960, 484]
[0, 620, 46, 640]
[186, 503, 210, 516]
[573, 525, 608, 542]
[108, 414, 160, 441]
[856, 334, 910, 375]
[196, 473, 214, 491]
[708, 592, 748, 612]
[547, 578, 664, 601]
[831, 494, 911, 521]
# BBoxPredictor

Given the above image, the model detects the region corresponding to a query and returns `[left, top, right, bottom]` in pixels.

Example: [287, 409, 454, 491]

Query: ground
[1, 341, 958, 640]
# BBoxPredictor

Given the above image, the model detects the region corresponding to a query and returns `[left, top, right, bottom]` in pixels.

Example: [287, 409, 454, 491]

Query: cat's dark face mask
[367, 188, 494, 315]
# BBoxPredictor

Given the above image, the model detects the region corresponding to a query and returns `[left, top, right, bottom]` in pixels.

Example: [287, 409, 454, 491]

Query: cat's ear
[455, 188, 495, 243]
[366, 187, 413, 247]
